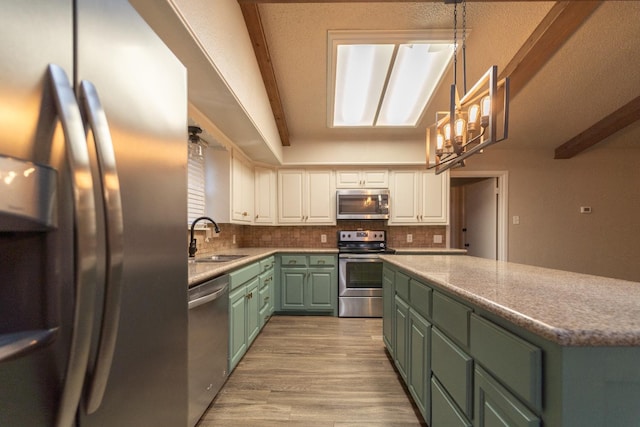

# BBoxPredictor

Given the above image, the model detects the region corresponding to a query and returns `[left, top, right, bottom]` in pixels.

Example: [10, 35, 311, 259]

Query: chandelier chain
[462, 0, 467, 93]
[453, 2, 457, 88]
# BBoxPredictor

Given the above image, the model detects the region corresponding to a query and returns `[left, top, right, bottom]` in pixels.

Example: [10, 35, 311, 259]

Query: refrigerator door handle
[47, 64, 99, 427]
[0, 328, 58, 363]
[78, 80, 125, 415]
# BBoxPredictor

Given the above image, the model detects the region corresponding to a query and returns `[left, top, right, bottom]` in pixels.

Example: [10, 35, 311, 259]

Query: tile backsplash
[188, 221, 446, 255]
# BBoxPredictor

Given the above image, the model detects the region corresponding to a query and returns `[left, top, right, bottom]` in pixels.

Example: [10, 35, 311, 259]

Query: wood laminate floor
[197, 315, 426, 427]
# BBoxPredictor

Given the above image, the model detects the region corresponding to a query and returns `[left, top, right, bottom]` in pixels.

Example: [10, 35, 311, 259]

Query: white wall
[462, 133, 640, 282]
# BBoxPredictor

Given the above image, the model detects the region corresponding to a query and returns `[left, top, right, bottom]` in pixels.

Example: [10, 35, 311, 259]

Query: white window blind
[187, 144, 205, 225]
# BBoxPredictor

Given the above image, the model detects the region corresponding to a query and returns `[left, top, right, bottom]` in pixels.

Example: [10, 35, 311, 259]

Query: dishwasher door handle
[188, 284, 229, 309]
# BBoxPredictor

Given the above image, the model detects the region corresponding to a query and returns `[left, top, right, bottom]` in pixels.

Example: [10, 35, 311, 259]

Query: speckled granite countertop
[379, 254, 640, 347]
[188, 248, 337, 286]
[392, 248, 467, 255]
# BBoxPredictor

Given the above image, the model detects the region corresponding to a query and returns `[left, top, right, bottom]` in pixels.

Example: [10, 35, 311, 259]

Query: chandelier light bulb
[436, 132, 444, 152]
[468, 104, 480, 131]
[443, 123, 452, 144]
[454, 118, 465, 143]
[481, 95, 491, 127]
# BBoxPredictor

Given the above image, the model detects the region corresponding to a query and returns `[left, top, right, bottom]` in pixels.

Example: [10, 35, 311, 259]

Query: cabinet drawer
[432, 327, 473, 418]
[410, 279, 432, 320]
[280, 255, 307, 267]
[396, 272, 410, 301]
[432, 291, 471, 348]
[475, 366, 541, 427]
[229, 262, 261, 290]
[259, 256, 275, 272]
[470, 314, 542, 411]
[309, 255, 335, 266]
[431, 377, 472, 427]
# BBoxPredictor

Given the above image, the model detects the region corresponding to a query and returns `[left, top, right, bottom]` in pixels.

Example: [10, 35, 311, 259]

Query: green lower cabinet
[246, 277, 260, 346]
[259, 270, 275, 327]
[230, 276, 260, 371]
[281, 268, 306, 309]
[408, 309, 431, 423]
[394, 295, 410, 381]
[474, 366, 540, 427]
[279, 255, 337, 314]
[229, 285, 247, 371]
[432, 376, 473, 427]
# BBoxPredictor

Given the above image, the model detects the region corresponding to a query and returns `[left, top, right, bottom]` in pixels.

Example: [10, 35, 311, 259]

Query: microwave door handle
[78, 80, 125, 415]
[48, 64, 99, 427]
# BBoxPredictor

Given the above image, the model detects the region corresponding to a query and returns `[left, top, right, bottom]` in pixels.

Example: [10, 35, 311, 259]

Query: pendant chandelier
[427, 0, 510, 174]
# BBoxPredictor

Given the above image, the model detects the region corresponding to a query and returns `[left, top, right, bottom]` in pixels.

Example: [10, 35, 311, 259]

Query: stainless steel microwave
[336, 189, 390, 220]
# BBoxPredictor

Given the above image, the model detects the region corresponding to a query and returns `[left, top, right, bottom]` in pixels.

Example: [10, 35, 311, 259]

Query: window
[187, 143, 205, 225]
[328, 30, 455, 128]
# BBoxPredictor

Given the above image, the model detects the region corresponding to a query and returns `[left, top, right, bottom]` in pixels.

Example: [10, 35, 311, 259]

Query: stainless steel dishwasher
[188, 274, 229, 427]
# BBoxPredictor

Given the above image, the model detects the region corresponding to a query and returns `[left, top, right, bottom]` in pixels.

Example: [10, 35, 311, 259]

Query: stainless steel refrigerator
[0, 1, 189, 425]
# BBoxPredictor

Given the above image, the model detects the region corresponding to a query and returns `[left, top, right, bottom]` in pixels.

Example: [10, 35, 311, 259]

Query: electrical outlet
[433, 234, 443, 244]
[513, 215, 520, 225]
[232, 234, 236, 245]
[406, 234, 413, 243]
[320, 234, 327, 243]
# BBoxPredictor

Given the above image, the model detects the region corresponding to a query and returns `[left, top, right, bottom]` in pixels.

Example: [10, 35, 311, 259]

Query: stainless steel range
[338, 230, 395, 317]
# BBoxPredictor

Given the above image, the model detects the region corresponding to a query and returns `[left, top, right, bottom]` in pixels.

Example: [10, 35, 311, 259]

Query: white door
[465, 178, 498, 259]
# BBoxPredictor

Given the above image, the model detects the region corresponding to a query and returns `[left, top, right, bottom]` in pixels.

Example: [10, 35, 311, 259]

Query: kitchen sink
[189, 254, 248, 263]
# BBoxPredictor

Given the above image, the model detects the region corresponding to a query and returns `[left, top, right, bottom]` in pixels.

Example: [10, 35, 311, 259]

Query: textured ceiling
[257, 1, 640, 150]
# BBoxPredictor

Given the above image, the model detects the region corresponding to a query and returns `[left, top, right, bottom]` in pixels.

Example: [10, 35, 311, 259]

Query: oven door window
[345, 260, 383, 288]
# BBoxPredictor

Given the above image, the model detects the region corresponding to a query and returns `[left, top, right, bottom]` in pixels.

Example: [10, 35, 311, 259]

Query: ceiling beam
[554, 95, 640, 159]
[499, 1, 602, 99]
[238, 0, 527, 3]
[240, 2, 290, 146]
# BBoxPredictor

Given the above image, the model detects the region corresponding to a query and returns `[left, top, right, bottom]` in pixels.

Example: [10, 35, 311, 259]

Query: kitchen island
[380, 254, 640, 427]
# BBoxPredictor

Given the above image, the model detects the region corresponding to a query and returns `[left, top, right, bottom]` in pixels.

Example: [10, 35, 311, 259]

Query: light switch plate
[433, 234, 443, 244]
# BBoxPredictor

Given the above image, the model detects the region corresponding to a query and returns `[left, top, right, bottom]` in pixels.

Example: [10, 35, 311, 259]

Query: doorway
[449, 171, 508, 261]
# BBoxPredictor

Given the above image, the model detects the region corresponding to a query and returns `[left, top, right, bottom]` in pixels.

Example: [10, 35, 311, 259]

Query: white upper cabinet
[389, 169, 449, 225]
[231, 153, 254, 223]
[278, 169, 336, 225]
[336, 169, 389, 188]
[254, 166, 276, 224]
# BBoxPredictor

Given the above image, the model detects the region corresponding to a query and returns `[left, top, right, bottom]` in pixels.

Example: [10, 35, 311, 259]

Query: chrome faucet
[189, 216, 221, 257]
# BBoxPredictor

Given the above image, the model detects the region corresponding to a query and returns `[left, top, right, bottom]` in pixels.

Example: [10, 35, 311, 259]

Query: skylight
[328, 30, 455, 128]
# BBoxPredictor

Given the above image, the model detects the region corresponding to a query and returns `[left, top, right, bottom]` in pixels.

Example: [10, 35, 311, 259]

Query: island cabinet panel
[382, 266, 395, 353]
[432, 291, 472, 349]
[395, 271, 410, 301]
[409, 278, 432, 320]
[470, 314, 542, 411]
[408, 310, 432, 422]
[432, 327, 473, 419]
[432, 376, 473, 427]
[394, 295, 410, 381]
[474, 366, 540, 427]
